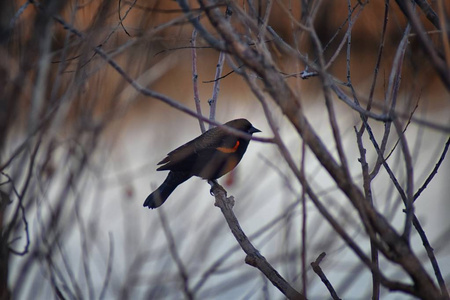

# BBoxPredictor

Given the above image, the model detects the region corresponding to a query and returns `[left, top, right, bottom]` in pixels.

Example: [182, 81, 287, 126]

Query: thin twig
[354, 127, 380, 300]
[385, 100, 419, 161]
[2, 172, 29, 256]
[99, 233, 114, 300]
[4, 139, 41, 253]
[158, 209, 194, 300]
[190, 16, 206, 133]
[395, 0, 450, 90]
[414, 136, 450, 201]
[46, 10, 273, 143]
[300, 136, 307, 296]
[324, 3, 364, 70]
[208, 49, 226, 127]
[8, 1, 31, 32]
[208, 7, 231, 128]
[365, 0, 389, 120]
[436, 0, 450, 71]
[311, 252, 341, 300]
[412, 215, 450, 298]
[118, 0, 135, 37]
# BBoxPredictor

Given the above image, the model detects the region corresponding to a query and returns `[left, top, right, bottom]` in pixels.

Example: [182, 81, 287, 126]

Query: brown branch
[195, 2, 442, 298]
[365, 0, 389, 118]
[243, 68, 414, 297]
[311, 252, 341, 300]
[414, 136, 450, 201]
[4, 138, 41, 251]
[99, 232, 114, 300]
[414, 0, 441, 30]
[395, 0, 450, 90]
[117, 0, 135, 37]
[265, 21, 450, 133]
[45, 10, 274, 143]
[1, 172, 30, 256]
[208, 50, 225, 127]
[354, 128, 380, 300]
[178, 0, 226, 51]
[158, 209, 194, 300]
[300, 132, 308, 297]
[436, 0, 450, 71]
[370, 23, 410, 180]
[193, 197, 302, 293]
[202, 67, 238, 83]
[412, 215, 450, 298]
[190, 16, 206, 133]
[209, 181, 305, 300]
[207, 7, 231, 128]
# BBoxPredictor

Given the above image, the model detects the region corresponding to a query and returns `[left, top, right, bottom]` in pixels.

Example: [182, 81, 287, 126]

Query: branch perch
[208, 181, 305, 300]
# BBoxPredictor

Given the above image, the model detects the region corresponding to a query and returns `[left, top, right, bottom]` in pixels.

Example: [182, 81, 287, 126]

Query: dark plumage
[143, 119, 261, 209]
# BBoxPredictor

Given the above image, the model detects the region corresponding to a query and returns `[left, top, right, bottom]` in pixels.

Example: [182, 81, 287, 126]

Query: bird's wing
[156, 141, 197, 171]
[156, 128, 217, 170]
[156, 127, 238, 171]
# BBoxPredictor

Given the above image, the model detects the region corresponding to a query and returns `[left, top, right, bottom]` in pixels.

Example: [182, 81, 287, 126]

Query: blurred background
[1, 0, 449, 299]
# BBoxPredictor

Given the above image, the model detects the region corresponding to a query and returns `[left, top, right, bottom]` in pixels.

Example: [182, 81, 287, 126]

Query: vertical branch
[284, 0, 309, 295]
[307, 4, 356, 183]
[394, 0, 450, 89]
[352, 4, 387, 298]
[373, 23, 410, 178]
[158, 209, 194, 300]
[300, 139, 307, 296]
[208, 50, 225, 126]
[392, 116, 414, 240]
[382, 23, 414, 240]
[28, 15, 53, 132]
[190, 16, 206, 133]
[436, 0, 450, 71]
[412, 215, 450, 299]
[365, 0, 389, 113]
[74, 192, 95, 300]
[99, 233, 114, 300]
[208, 7, 231, 126]
[354, 127, 380, 300]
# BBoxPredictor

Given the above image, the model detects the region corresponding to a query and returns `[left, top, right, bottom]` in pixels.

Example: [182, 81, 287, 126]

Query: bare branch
[209, 181, 305, 300]
[311, 252, 341, 300]
[414, 137, 450, 201]
[395, 0, 450, 90]
[158, 209, 194, 300]
[190, 16, 206, 133]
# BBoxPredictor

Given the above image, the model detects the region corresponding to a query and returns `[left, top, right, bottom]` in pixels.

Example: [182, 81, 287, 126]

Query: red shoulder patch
[216, 141, 240, 153]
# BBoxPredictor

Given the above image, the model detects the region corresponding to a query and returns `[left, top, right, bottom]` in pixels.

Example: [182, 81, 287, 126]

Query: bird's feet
[208, 180, 234, 208]
[208, 180, 226, 196]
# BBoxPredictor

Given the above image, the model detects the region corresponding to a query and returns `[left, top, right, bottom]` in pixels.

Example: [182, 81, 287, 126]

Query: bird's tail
[143, 171, 191, 209]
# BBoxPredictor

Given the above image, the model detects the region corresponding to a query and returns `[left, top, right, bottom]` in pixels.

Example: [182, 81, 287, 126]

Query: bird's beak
[249, 126, 261, 134]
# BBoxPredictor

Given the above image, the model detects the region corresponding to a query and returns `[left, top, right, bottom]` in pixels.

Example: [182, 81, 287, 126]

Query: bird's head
[224, 119, 261, 136]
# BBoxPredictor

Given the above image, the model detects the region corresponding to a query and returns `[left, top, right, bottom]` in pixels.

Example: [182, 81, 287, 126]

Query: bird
[143, 118, 261, 209]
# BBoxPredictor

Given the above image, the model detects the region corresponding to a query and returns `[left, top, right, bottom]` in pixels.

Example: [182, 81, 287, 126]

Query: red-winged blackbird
[143, 119, 261, 209]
